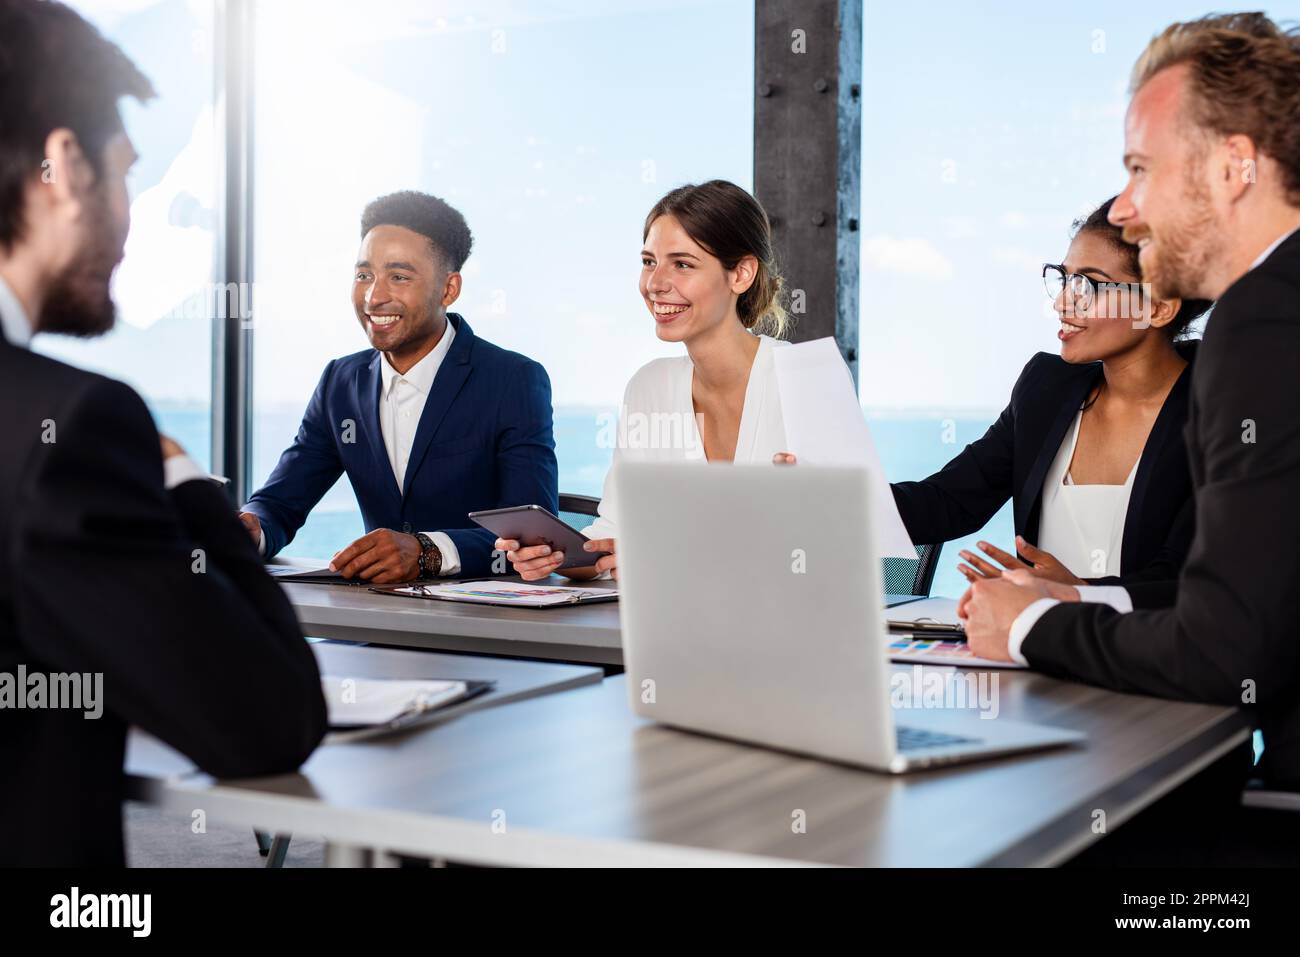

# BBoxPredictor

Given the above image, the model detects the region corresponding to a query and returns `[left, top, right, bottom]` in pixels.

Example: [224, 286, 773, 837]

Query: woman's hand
[772, 452, 797, 465]
[494, 538, 566, 581]
[493, 537, 619, 581]
[957, 535, 1086, 586]
[582, 538, 618, 580]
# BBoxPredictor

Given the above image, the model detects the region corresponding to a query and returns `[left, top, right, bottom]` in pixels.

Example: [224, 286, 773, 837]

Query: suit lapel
[402, 315, 475, 499]
[1018, 368, 1097, 538]
[352, 352, 396, 494]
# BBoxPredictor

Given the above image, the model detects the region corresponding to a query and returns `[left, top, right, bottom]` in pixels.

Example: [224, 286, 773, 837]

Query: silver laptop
[614, 462, 1084, 773]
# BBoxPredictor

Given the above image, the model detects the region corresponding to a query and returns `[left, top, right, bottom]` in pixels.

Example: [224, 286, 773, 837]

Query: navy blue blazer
[891, 340, 1198, 603]
[246, 314, 558, 577]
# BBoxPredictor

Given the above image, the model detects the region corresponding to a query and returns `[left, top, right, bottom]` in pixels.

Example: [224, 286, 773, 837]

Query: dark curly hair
[360, 190, 474, 272]
[0, 0, 154, 251]
[1071, 196, 1213, 339]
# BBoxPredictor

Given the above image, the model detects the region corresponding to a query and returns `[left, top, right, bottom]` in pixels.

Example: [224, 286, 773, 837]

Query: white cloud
[861, 234, 954, 281]
[989, 245, 1041, 272]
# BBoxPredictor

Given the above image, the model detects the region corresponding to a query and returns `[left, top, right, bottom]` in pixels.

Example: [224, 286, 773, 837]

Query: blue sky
[41, 1, 1300, 416]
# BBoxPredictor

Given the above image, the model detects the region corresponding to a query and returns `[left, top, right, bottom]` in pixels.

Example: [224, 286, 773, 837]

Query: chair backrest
[882, 542, 943, 597]
[558, 492, 601, 532]
[561, 490, 939, 595]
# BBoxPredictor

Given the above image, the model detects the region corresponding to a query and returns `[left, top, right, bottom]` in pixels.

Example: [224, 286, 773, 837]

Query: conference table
[271, 558, 924, 665]
[127, 650, 1251, 867]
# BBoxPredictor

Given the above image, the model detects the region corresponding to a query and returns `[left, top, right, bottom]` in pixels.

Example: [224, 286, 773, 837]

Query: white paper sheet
[887, 596, 962, 628]
[321, 676, 467, 726]
[772, 337, 916, 558]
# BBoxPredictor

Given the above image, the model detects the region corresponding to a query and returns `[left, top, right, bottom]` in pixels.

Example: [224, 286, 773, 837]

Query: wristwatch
[415, 532, 442, 580]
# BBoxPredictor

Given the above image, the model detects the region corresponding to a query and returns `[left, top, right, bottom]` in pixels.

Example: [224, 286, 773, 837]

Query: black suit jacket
[1024, 229, 1300, 789]
[891, 341, 1197, 599]
[0, 339, 328, 867]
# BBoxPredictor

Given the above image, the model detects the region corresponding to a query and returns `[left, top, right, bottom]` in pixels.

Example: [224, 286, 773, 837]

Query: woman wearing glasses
[888, 196, 1211, 592]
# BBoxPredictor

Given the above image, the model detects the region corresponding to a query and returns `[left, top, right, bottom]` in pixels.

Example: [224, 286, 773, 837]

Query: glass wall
[249, 0, 754, 558]
[859, 1, 1300, 597]
[34, 0, 216, 471]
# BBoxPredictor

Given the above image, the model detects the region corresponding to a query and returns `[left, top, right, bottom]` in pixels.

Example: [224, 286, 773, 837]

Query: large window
[859, 1, 1300, 597]
[249, 0, 754, 558]
[34, 0, 216, 471]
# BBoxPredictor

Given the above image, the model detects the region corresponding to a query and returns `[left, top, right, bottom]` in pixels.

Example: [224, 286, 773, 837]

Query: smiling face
[1053, 230, 1160, 364]
[638, 214, 756, 344]
[352, 224, 458, 363]
[1109, 65, 1225, 302]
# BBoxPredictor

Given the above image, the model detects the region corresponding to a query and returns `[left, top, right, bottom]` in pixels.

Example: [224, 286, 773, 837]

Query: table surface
[134, 662, 1250, 867]
[274, 558, 925, 665]
[125, 640, 603, 780]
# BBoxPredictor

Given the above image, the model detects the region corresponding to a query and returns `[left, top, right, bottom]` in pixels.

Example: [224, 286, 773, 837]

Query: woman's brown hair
[643, 180, 789, 338]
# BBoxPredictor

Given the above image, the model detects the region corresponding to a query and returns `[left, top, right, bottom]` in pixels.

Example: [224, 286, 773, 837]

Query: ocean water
[153, 405, 1011, 599]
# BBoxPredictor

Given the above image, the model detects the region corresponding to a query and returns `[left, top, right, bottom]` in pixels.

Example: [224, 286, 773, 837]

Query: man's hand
[237, 511, 262, 546]
[957, 569, 1080, 662]
[957, 535, 1086, 586]
[330, 529, 422, 583]
[159, 434, 186, 460]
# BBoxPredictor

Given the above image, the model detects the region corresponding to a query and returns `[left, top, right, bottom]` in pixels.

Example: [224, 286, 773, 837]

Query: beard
[1130, 167, 1223, 304]
[37, 188, 123, 338]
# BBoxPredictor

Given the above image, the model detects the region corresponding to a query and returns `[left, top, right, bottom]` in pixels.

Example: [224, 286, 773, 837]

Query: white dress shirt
[584, 334, 788, 545]
[1007, 223, 1300, 664]
[255, 322, 462, 574]
[378, 321, 461, 574]
[0, 274, 33, 348]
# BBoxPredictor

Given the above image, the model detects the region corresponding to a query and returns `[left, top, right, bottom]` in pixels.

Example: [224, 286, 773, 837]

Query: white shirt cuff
[424, 531, 461, 577]
[1075, 584, 1133, 613]
[163, 455, 208, 490]
[1007, 598, 1059, 665]
[256, 528, 266, 556]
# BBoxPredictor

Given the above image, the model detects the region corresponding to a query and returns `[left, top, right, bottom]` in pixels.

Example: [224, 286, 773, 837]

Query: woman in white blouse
[497, 180, 789, 580]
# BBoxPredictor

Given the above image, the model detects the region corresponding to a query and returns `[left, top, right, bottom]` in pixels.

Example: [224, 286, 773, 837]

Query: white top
[1036, 409, 1139, 580]
[585, 334, 788, 541]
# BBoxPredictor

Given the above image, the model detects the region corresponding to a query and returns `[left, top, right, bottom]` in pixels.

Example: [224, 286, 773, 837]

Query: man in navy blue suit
[239, 191, 558, 580]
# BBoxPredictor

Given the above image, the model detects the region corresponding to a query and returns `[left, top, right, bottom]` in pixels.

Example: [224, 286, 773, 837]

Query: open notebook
[322, 675, 493, 740]
[371, 580, 618, 607]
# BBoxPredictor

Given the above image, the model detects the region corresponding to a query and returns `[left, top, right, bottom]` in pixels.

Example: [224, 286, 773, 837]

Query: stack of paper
[771, 337, 916, 558]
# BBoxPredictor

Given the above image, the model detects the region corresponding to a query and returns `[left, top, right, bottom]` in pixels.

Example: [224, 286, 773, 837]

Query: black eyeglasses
[1042, 263, 1100, 310]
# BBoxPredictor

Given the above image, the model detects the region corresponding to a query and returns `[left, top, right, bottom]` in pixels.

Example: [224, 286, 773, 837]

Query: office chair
[558, 492, 601, 529]
[883, 543, 943, 597]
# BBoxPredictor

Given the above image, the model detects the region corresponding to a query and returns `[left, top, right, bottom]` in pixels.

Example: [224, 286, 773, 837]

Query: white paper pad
[772, 337, 916, 558]
[392, 580, 614, 607]
[322, 676, 468, 726]
[887, 596, 963, 629]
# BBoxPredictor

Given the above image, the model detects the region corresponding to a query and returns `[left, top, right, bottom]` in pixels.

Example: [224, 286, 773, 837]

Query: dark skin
[239, 224, 463, 582]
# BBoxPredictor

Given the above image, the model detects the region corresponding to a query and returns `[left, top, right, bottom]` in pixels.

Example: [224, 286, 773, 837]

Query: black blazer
[0, 339, 328, 867]
[891, 341, 1198, 598]
[1024, 228, 1300, 789]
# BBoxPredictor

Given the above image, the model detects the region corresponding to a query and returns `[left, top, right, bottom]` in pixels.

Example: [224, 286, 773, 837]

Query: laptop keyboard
[896, 725, 981, 751]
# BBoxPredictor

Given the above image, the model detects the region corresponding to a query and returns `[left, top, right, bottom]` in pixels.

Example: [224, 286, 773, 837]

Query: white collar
[1250, 225, 1300, 271]
[0, 274, 33, 348]
[379, 319, 456, 397]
